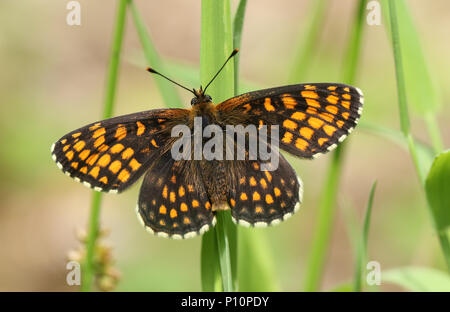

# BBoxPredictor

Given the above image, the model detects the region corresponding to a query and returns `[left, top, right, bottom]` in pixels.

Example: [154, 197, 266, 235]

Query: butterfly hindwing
[217, 83, 363, 159]
[51, 108, 189, 193]
[227, 154, 302, 227]
[137, 153, 216, 239]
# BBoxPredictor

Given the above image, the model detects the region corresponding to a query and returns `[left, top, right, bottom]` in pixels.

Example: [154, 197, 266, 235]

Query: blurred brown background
[0, 0, 449, 291]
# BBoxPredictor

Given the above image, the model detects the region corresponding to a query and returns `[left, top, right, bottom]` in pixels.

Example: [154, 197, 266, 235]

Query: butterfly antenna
[203, 49, 239, 93]
[146, 67, 195, 95]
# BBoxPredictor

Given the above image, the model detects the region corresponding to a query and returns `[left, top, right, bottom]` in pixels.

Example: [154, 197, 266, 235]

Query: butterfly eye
[191, 98, 197, 105]
[205, 95, 212, 102]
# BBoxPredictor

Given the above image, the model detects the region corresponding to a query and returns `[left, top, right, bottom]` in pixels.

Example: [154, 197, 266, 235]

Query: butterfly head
[191, 87, 212, 106]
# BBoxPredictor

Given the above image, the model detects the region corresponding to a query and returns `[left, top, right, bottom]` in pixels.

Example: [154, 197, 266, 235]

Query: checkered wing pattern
[226, 154, 302, 227]
[51, 108, 189, 193]
[137, 153, 216, 239]
[217, 83, 363, 159]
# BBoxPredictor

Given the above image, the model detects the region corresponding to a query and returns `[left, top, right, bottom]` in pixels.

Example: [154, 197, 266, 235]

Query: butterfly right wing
[51, 108, 189, 193]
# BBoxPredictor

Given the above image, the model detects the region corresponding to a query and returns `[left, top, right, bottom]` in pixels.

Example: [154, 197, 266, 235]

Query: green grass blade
[238, 228, 280, 291]
[232, 0, 247, 95]
[200, 0, 237, 292]
[387, 0, 450, 272]
[82, 0, 128, 292]
[353, 181, 377, 292]
[289, 0, 328, 82]
[425, 150, 450, 232]
[303, 0, 366, 292]
[303, 146, 344, 292]
[129, 1, 183, 108]
[383, 266, 450, 292]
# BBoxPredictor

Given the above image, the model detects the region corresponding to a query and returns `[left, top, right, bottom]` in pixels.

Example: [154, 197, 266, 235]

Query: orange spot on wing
[318, 137, 329, 146]
[97, 154, 111, 167]
[72, 132, 81, 138]
[80, 166, 88, 174]
[342, 112, 350, 120]
[323, 125, 337, 136]
[327, 86, 337, 91]
[151, 139, 159, 148]
[89, 166, 100, 179]
[319, 112, 334, 123]
[264, 98, 275, 112]
[129, 158, 141, 171]
[260, 178, 267, 189]
[255, 206, 263, 213]
[178, 186, 185, 197]
[73, 141, 85, 152]
[274, 187, 281, 197]
[159, 205, 167, 214]
[162, 185, 168, 199]
[192, 200, 199, 208]
[252, 191, 261, 201]
[99, 176, 108, 184]
[115, 126, 127, 141]
[249, 177, 257, 186]
[304, 85, 316, 90]
[344, 87, 350, 92]
[93, 128, 106, 139]
[109, 160, 121, 174]
[291, 112, 306, 121]
[170, 209, 177, 218]
[342, 93, 351, 100]
[342, 101, 351, 109]
[282, 132, 293, 144]
[326, 105, 338, 115]
[170, 191, 176, 203]
[265, 194, 274, 204]
[94, 136, 105, 148]
[295, 138, 308, 151]
[282, 95, 297, 109]
[71, 162, 78, 169]
[301, 91, 319, 99]
[326, 95, 339, 104]
[230, 199, 235, 207]
[65, 150, 74, 161]
[308, 117, 324, 129]
[110, 143, 124, 153]
[122, 148, 134, 160]
[180, 203, 188, 212]
[283, 119, 298, 130]
[240, 193, 248, 201]
[336, 120, 345, 128]
[205, 202, 211, 210]
[300, 127, 314, 140]
[118, 169, 130, 183]
[89, 123, 101, 131]
[264, 171, 272, 182]
[87, 153, 99, 166]
[306, 98, 320, 108]
[136, 121, 145, 136]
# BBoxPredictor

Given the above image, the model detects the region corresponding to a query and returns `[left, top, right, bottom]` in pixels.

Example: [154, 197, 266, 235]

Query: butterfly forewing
[217, 83, 363, 159]
[51, 108, 189, 193]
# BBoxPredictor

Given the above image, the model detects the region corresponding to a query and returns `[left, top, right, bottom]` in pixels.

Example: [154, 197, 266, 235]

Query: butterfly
[51, 49, 363, 239]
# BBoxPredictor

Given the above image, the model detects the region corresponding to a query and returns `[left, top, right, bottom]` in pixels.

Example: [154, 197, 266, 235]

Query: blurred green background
[0, 0, 449, 291]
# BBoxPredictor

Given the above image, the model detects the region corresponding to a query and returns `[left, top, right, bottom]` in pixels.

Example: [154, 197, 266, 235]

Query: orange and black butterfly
[51, 50, 363, 239]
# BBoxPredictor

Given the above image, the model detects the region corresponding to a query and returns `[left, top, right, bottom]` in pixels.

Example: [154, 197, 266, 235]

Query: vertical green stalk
[353, 181, 377, 292]
[129, 1, 183, 109]
[388, 0, 450, 271]
[289, 0, 328, 83]
[232, 0, 247, 95]
[303, 0, 366, 292]
[200, 0, 237, 292]
[82, 0, 128, 292]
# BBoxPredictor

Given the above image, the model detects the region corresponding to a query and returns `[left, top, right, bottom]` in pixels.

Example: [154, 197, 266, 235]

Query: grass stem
[82, 0, 128, 292]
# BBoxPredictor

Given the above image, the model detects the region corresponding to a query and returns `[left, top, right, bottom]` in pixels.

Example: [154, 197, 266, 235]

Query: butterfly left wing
[216, 83, 363, 159]
[51, 108, 189, 193]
